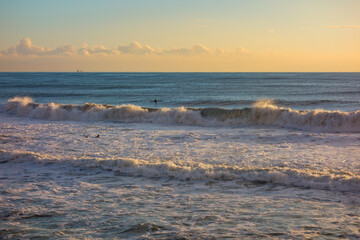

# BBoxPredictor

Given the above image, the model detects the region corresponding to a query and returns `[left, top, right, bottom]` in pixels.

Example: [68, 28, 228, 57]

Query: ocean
[0, 72, 359, 239]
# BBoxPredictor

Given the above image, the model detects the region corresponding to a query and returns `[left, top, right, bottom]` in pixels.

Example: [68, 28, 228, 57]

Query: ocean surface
[0, 72, 359, 239]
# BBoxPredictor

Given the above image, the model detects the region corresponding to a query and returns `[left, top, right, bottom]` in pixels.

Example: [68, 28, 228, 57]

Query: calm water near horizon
[1, 72, 360, 111]
[0, 72, 359, 239]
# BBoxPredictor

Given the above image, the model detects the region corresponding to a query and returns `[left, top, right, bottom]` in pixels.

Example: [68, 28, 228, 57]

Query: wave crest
[3, 97, 360, 132]
[1, 149, 359, 192]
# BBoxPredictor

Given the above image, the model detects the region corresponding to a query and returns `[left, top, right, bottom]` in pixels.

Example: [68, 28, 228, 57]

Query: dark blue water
[1, 72, 359, 111]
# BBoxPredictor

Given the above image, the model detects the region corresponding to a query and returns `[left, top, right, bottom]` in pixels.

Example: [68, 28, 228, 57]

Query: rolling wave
[3, 96, 360, 132]
[1, 149, 359, 192]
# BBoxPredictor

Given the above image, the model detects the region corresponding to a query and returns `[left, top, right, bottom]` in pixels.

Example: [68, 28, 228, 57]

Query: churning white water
[1, 73, 360, 239]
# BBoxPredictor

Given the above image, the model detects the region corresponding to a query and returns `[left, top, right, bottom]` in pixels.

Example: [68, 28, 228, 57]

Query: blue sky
[0, 0, 359, 71]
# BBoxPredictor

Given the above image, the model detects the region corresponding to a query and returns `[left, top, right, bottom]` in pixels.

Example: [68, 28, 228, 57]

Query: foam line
[1, 149, 359, 192]
[3, 97, 360, 132]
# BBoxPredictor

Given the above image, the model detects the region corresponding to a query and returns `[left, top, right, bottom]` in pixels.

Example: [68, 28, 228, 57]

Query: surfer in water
[153, 98, 158, 103]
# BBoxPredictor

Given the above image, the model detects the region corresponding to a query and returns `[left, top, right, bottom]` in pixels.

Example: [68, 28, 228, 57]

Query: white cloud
[50, 44, 77, 56]
[165, 44, 212, 55]
[118, 42, 159, 55]
[0, 38, 120, 57]
[80, 44, 119, 56]
[0, 38, 78, 56]
[0, 38, 249, 57]
[236, 47, 250, 54]
[192, 44, 211, 55]
[1, 38, 49, 56]
[214, 48, 225, 55]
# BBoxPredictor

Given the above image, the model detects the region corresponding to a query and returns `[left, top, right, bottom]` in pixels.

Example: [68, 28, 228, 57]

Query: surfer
[153, 98, 158, 103]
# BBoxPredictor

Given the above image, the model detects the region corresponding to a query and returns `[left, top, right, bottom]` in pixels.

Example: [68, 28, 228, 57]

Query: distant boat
[76, 69, 83, 72]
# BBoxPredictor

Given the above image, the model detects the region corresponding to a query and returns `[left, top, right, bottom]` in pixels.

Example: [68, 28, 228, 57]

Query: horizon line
[1, 71, 359, 73]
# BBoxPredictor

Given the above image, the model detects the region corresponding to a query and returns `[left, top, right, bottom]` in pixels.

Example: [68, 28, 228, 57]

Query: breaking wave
[1, 149, 359, 192]
[2, 96, 360, 132]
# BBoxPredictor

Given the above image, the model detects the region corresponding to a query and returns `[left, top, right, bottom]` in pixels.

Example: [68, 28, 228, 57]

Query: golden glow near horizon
[0, 0, 359, 72]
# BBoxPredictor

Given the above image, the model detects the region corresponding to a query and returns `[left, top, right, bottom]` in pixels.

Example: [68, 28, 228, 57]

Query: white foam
[1, 149, 359, 192]
[3, 97, 360, 132]
[250, 100, 360, 132]
[1, 97, 360, 192]
[4, 97, 206, 125]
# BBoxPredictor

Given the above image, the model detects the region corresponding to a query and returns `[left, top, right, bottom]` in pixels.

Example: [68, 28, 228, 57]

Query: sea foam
[3, 96, 360, 132]
[1, 149, 359, 192]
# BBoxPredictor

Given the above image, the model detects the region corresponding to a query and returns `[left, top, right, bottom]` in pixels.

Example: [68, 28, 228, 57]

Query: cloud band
[0, 38, 249, 57]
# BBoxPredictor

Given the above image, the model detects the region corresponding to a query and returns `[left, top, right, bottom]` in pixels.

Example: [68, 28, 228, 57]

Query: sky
[0, 0, 359, 72]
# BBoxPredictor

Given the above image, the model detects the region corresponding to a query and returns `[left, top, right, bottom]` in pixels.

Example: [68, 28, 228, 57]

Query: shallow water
[0, 115, 359, 239]
[1, 161, 359, 239]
